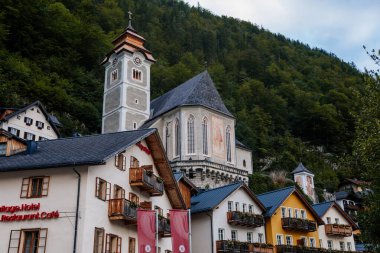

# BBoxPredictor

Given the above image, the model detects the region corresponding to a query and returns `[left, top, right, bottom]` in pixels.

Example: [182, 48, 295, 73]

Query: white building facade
[0, 129, 184, 253]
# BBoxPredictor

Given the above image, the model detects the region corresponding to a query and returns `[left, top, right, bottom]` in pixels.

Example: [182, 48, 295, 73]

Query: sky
[185, 0, 380, 72]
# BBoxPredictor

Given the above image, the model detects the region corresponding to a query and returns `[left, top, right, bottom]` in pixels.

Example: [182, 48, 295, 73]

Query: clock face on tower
[133, 56, 142, 66]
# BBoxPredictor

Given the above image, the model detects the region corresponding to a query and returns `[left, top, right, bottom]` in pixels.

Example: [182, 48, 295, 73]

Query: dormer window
[111, 69, 118, 83]
[132, 69, 142, 81]
[24, 117, 33, 126]
[36, 121, 44, 129]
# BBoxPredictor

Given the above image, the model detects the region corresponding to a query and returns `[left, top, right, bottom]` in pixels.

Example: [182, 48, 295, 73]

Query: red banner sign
[170, 210, 190, 253]
[138, 210, 156, 253]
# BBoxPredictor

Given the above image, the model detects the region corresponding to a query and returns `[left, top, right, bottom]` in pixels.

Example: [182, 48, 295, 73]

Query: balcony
[281, 217, 317, 232]
[158, 216, 171, 237]
[227, 211, 265, 228]
[276, 245, 320, 253]
[325, 224, 352, 237]
[216, 240, 274, 253]
[343, 203, 359, 211]
[129, 165, 164, 196]
[108, 198, 138, 224]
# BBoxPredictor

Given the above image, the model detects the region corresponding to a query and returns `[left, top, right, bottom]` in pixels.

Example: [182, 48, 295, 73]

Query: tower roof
[291, 162, 313, 175]
[147, 71, 234, 123]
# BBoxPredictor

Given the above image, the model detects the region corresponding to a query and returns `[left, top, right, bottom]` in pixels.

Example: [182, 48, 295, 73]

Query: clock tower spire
[101, 13, 155, 133]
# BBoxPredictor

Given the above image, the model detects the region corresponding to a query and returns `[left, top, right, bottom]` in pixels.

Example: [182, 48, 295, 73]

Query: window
[249, 205, 253, 214]
[286, 235, 293, 245]
[276, 234, 284, 245]
[8, 127, 20, 136]
[36, 121, 44, 129]
[95, 177, 110, 201]
[24, 132, 35, 141]
[111, 69, 118, 82]
[129, 192, 140, 205]
[288, 208, 293, 218]
[113, 185, 125, 199]
[218, 229, 225, 240]
[228, 201, 233, 212]
[132, 69, 142, 81]
[340, 242, 345, 251]
[226, 126, 231, 162]
[47, 126, 50, 130]
[247, 232, 253, 243]
[174, 119, 180, 157]
[24, 117, 33, 126]
[187, 115, 195, 154]
[94, 228, 105, 253]
[300, 209, 306, 219]
[258, 233, 264, 243]
[243, 160, 246, 167]
[281, 207, 287, 218]
[235, 202, 239, 211]
[133, 122, 137, 129]
[294, 209, 299, 218]
[347, 242, 352, 251]
[309, 238, 315, 248]
[231, 230, 238, 241]
[335, 218, 340, 224]
[243, 204, 247, 213]
[327, 240, 333, 250]
[130, 156, 139, 168]
[38, 137, 48, 141]
[105, 234, 121, 253]
[202, 118, 208, 155]
[0, 142, 6, 156]
[326, 217, 331, 224]
[128, 237, 136, 253]
[115, 153, 126, 171]
[135, 99, 139, 104]
[20, 177, 50, 198]
[8, 228, 48, 253]
[300, 237, 307, 246]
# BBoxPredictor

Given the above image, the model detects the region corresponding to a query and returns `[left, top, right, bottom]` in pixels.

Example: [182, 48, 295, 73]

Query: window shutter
[8, 230, 21, 253]
[117, 237, 122, 253]
[106, 182, 111, 201]
[115, 155, 119, 167]
[38, 228, 48, 252]
[122, 155, 127, 171]
[20, 178, 30, 198]
[95, 177, 100, 198]
[105, 234, 111, 253]
[121, 188, 125, 199]
[41, 176, 50, 196]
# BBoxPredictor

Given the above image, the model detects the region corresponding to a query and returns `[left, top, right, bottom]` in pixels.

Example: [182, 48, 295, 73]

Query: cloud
[185, 0, 380, 70]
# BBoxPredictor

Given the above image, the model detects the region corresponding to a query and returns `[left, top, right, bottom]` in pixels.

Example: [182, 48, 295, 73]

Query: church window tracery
[187, 115, 195, 154]
[226, 126, 231, 162]
[202, 117, 208, 155]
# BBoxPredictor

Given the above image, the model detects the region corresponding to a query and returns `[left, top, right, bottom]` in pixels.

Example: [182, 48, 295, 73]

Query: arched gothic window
[202, 117, 208, 155]
[174, 119, 180, 157]
[187, 115, 195, 154]
[226, 126, 231, 162]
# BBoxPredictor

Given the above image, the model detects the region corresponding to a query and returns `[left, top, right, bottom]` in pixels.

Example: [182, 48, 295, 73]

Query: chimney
[26, 140, 38, 154]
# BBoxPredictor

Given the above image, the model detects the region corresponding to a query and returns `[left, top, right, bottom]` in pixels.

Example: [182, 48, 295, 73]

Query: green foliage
[0, 0, 365, 189]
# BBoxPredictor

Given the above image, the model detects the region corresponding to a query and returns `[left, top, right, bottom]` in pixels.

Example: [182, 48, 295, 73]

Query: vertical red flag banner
[138, 210, 156, 253]
[170, 210, 190, 253]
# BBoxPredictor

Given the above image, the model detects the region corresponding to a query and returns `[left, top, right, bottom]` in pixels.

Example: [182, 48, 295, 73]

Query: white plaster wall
[0, 166, 88, 253]
[235, 147, 252, 173]
[2, 105, 59, 140]
[191, 212, 212, 253]
[318, 206, 356, 251]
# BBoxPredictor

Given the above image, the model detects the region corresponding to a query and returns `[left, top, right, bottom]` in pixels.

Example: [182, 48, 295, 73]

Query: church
[101, 18, 252, 189]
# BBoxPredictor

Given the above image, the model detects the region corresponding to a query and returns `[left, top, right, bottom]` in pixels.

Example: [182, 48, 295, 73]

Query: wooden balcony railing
[108, 198, 138, 224]
[158, 216, 171, 237]
[129, 165, 164, 196]
[325, 224, 352, 237]
[281, 217, 317, 232]
[227, 211, 265, 228]
[343, 203, 359, 211]
[276, 245, 320, 253]
[216, 240, 274, 253]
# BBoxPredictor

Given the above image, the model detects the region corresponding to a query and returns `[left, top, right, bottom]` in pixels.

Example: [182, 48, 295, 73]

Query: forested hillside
[0, 0, 365, 192]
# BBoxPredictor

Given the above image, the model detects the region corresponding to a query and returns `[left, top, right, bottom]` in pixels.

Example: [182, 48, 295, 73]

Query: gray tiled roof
[0, 129, 155, 172]
[149, 71, 234, 121]
[291, 163, 313, 174]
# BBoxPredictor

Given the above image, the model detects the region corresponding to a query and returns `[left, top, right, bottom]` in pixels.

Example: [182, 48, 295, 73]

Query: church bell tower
[101, 12, 155, 133]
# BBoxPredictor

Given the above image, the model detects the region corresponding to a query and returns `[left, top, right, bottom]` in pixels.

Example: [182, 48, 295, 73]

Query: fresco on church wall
[212, 116, 225, 158]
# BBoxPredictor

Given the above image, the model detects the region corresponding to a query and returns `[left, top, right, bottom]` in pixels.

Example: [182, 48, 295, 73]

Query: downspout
[206, 212, 214, 253]
[73, 168, 81, 253]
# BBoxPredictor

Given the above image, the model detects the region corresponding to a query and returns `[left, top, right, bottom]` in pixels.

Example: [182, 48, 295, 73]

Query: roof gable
[148, 71, 233, 122]
[191, 182, 265, 214]
[312, 201, 358, 229]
